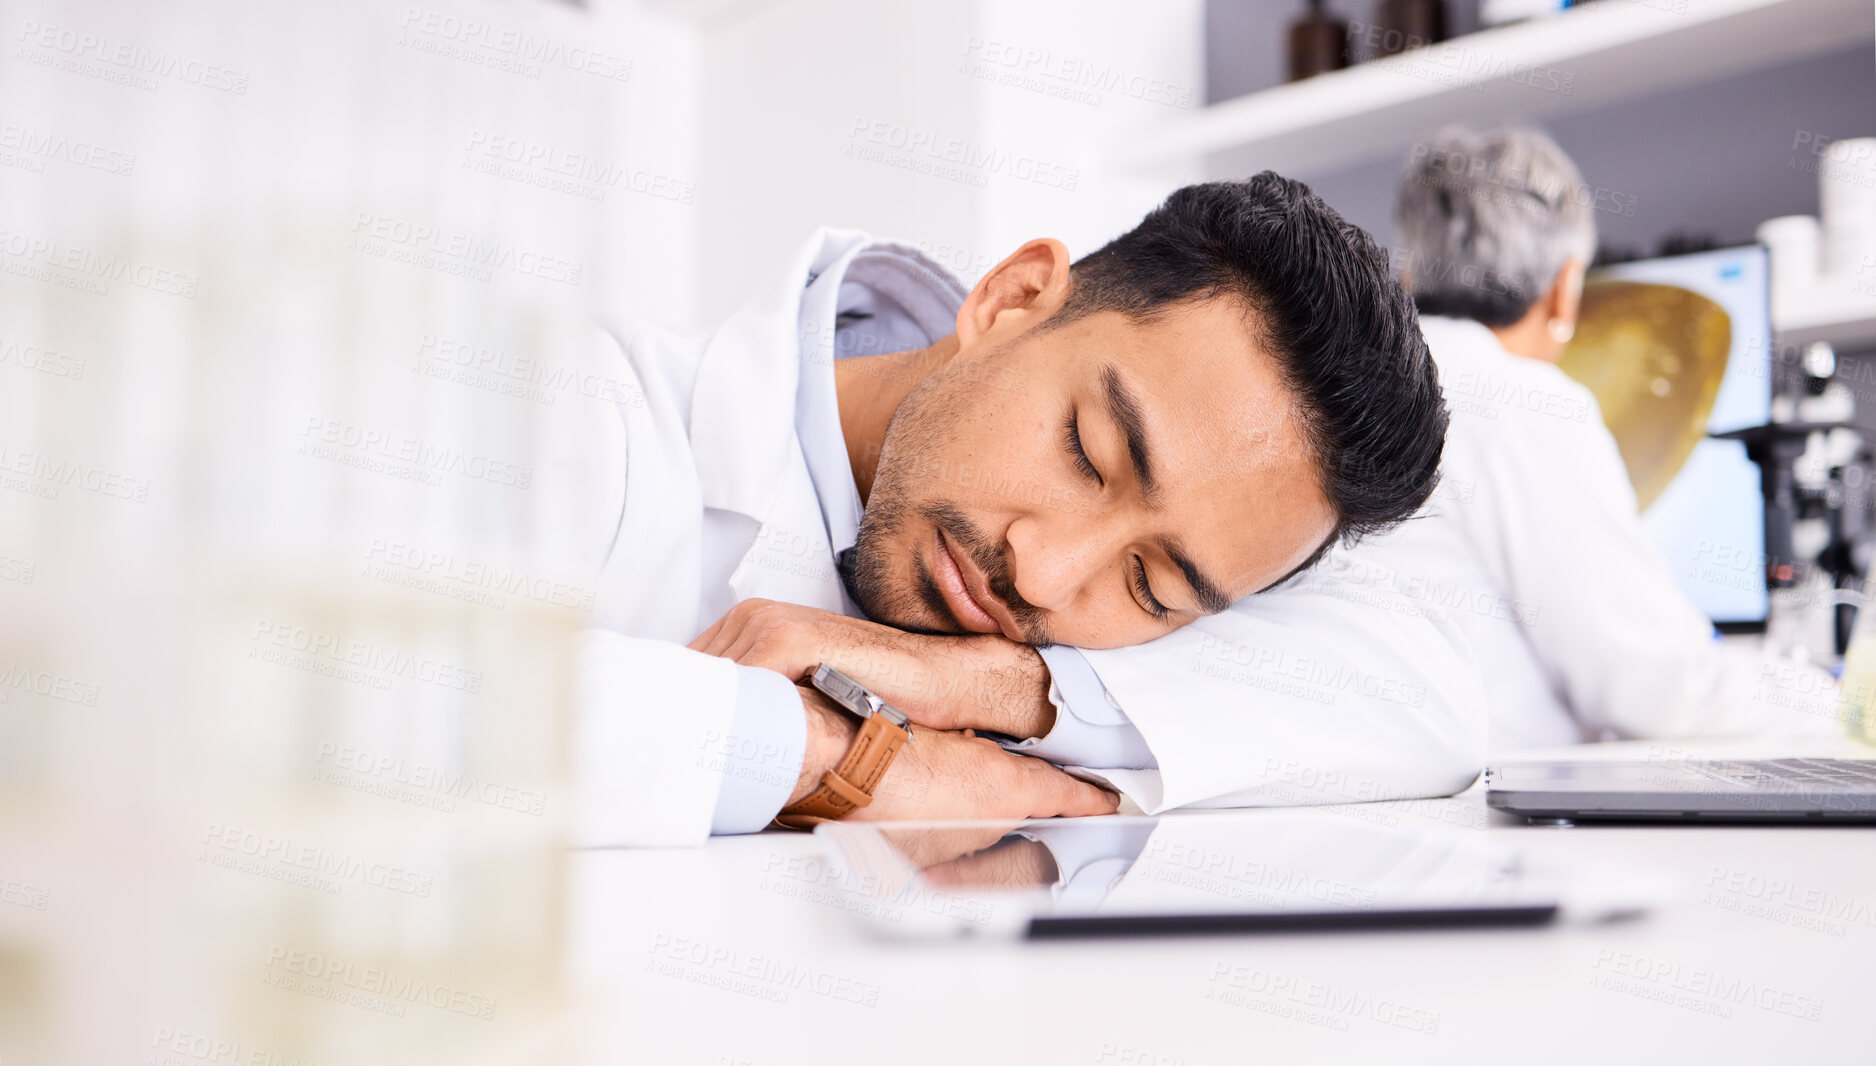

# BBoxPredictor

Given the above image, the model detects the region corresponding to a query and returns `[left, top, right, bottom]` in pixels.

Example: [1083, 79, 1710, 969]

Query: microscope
[1719, 340, 1876, 659]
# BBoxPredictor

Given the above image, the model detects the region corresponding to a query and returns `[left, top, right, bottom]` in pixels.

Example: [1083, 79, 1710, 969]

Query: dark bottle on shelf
[1287, 0, 1349, 81]
[1371, 0, 1446, 56]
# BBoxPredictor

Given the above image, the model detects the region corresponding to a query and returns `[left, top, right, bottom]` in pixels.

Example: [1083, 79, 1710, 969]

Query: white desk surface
[566, 737, 1876, 1066]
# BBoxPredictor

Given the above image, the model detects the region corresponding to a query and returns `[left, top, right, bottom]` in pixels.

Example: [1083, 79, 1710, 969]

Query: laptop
[1487, 758, 1876, 823]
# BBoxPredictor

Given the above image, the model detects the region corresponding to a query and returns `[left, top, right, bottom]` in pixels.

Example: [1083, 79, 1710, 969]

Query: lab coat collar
[795, 242, 971, 556]
[688, 227, 969, 526]
[689, 227, 871, 521]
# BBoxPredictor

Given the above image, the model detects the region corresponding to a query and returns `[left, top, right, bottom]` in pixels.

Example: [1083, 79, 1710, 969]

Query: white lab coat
[1355, 316, 1839, 750]
[569, 229, 1488, 847]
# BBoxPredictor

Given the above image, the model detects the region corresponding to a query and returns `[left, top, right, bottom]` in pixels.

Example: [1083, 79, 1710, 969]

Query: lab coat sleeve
[1471, 400, 1838, 739]
[569, 319, 808, 847]
[708, 664, 808, 835]
[574, 631, 815, 846]
[573, 632, 733, 847]
[1065, 569, 1489, 814]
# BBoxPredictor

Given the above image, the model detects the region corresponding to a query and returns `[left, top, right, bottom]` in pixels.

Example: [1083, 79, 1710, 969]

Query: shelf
[1110, 0, 1872, 177]
[1775, 278, 1876, 350]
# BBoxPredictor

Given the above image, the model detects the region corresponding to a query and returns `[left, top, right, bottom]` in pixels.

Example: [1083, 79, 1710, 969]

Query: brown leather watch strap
[773, 711, 911, 830]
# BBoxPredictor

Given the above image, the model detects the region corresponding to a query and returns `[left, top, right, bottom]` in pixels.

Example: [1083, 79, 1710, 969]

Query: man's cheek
[1056, 611, 1175, 652]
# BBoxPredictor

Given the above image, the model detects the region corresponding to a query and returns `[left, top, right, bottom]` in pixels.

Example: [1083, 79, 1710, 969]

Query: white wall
[689, 0, 1205, 323]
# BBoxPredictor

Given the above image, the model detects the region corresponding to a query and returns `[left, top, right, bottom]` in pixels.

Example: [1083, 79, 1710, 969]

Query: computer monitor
[1577, 245, 1772, 628]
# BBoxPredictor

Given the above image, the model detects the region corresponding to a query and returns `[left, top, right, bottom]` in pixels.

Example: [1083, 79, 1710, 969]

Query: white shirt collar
[793, 243, 968, 559]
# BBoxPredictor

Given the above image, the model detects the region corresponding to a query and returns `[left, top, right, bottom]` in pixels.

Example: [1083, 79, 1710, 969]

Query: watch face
[810, 664, 911, 735]
[810, 665, 868, 716]
[813, 666, 848, 696]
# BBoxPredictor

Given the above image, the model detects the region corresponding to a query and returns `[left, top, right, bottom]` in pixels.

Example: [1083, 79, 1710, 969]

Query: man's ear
[955, 238, 1073, 348]
[1547, 256, 1585, 330]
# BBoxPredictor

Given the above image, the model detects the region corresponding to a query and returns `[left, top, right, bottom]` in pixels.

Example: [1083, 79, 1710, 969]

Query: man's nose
[1004, 513, 1128, 614]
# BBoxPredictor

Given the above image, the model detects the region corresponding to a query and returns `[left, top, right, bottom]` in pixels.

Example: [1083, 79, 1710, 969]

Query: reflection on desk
[577, 738, 1873, 1065]
[808, 812, 1647, 939]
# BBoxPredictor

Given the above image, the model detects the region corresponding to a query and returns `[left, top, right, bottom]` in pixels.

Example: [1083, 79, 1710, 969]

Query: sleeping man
[571, 172, 1486, 846]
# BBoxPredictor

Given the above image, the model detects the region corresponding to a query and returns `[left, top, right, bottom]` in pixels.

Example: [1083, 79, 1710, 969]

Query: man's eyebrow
[1098, 365, 1233, 614]
[1160, 536, 1234, 615]
[1100, 364, 1158, 503]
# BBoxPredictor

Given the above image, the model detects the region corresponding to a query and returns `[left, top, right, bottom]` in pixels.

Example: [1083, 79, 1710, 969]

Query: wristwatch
[772, 664, 914, 829]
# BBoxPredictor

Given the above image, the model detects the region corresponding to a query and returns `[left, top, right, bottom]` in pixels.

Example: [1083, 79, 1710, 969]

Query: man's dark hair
[1043, 171, 1448, 583]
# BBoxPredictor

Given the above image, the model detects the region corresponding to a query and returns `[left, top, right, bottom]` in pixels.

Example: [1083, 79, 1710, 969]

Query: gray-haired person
[1346, 125, 1836, 748]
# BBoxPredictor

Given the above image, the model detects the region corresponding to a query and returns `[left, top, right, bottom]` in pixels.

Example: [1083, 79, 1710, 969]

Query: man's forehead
[1090, 305, 1314, 481]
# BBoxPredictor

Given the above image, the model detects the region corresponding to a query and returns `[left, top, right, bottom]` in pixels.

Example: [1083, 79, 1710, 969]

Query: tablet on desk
[810, 811, 1665, 940]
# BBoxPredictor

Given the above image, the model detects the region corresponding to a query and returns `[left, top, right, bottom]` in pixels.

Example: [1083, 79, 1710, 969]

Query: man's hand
[788, 683, 1116, 821]
[689, 598, 1056, 738]
[914, 835, 1061, 891]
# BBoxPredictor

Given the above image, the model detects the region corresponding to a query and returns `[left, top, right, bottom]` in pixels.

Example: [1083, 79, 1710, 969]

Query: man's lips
[932, 526, 1022, 642]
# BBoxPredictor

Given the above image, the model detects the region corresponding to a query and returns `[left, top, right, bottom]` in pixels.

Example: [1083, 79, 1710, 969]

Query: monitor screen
[1569, 245, 1772, 627]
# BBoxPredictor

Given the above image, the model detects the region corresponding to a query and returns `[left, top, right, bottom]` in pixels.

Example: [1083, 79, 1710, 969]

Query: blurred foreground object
[0, 0, 648, 1059]
[1838, 570, 1876, 743]
[0, 560, 580, 1065]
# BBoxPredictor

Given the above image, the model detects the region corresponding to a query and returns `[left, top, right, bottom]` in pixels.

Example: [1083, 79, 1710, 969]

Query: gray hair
[1392, 126, 1597, 327]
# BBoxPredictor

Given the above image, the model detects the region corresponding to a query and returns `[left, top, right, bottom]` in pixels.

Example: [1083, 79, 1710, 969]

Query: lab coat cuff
[707, 665, 808, 835]
[1037, 645, 1129, 723]
[1005, 647, 1158, 770]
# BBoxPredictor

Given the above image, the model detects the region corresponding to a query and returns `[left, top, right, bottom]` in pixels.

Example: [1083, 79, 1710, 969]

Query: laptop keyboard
[1683, 758, 1876, 790]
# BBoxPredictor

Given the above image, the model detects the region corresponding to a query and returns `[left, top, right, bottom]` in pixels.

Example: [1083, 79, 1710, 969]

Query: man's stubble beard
[839, 361, 1051, 645]
[839, 369, 958, 635]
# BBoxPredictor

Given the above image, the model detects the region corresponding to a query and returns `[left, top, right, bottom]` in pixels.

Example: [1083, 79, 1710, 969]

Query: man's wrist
[955, 636, 1054, 739]
[788, 683, 858, 808]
